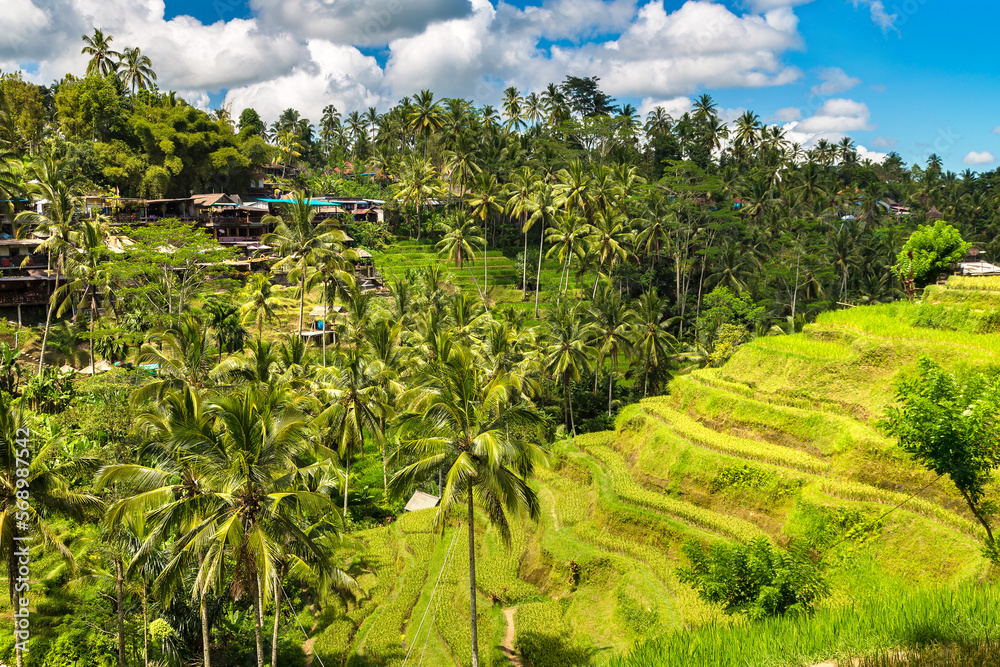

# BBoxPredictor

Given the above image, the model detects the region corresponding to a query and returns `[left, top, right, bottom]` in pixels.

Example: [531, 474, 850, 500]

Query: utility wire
[402, 524, 462, 667]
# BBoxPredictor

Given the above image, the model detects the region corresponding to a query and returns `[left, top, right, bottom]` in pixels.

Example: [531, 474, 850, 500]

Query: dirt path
[545, 488, 560, 531]
[501, 607, 522, 667]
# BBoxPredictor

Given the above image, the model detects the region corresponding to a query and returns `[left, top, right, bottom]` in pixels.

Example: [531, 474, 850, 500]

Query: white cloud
[992, 126, 1000, 134]
[869, 83, 887, 92]
[856, 144, 888, 164]
[963, 151, 997, 166]
[872, 136, 898, 147]
[225, 41, 385, 123]
[851, 0, 900, 33]
[796, 98, 874, 133]
[638, 96, 693, 120]
[749, 0, 815, 9]
[809, 67, 860, 96]
[772, 107, 802, 122]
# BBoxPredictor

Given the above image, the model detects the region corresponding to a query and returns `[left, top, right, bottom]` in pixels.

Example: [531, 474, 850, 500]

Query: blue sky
[3, 0, 997, 171]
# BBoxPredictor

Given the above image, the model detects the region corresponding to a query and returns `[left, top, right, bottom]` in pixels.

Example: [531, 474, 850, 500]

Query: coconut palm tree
[263, 191, 349, 335]
[502, 86, 525, 133]
[631, 289, 678, 397]
[388, 345, 546, 667]
[436, 210, 483, 270]
[81, 28, 120, 77]
[407, 89, 445, 158]
[505, 167, 542, 297]
[239, 273, 287, 340]
[118, 46, 157, 97]
[172, 387, 331, 667]
[590, 283, 634, 415]
[543, 302, 596, 434]
[391, 155, 445, 242]
[316, 347, 384, 517]
[468, 172, 504, 299]
[57, 217, 112, 375]
[545, 210, 590, 301]
[526, 184, 558, 317]
[15, 158, 84, 373]
[586, 208, 633, 298]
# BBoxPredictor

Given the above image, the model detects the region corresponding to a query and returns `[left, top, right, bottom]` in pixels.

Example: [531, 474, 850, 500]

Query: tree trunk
[38, 260, 59, 374]
[90, 292, 97, 376]
[415, 203, 422, 242]
[467, 488, 480, 667]
[298, 263, 306, 336]
[483, 218, 489, 306]
[608, 359, 615, 417]
[271, 564, 284, 667]
[253, 573, 265, 667]
[343, 452, 350, 518]
[200, 552, 212, 667]
[143, 590, 149, 667]
[534, 227, 545, 318]
[522, 213, 528, 298]
[116, 559, 126, 667]
[322, 281, 328, 366]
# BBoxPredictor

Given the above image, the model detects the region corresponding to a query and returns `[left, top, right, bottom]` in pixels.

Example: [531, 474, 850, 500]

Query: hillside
[309, 278, 1000, 667]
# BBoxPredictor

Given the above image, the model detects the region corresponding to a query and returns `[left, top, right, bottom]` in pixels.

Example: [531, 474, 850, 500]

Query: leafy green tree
[0, 72, 45, 152]
[631, 289, 678, 397]
[391, 155, 445, 242]
[879, 357, 1000, 557]
[389, 345, 546, 667]
[893, 220, 970, 286]
[678, 538, 829, 620]
[543, 302, 596, 433]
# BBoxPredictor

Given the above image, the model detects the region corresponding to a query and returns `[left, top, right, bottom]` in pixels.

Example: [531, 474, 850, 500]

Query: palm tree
[176, 387, 331, 667]
[591, 283, 634, 416]
[468, 172, 503, 300]
[632, 289, 678, 397]
[389, 345, 546, 667]
[505, 167, 541, 297]
[277, 130, 304, 178]
[58, 217, 112, 375]
[239, 274, 286, 340]
[118, 46, 157, 97]
[407, 89, 445, 158]
[81, 28, 120, 77]
[391, 155, 445, 242]
[502, 86, 525, 133]
[14, 158, 83, 374]
[545, 210, 589, 301]
[436, 210, 483, 270]
[586, 209, 633, 297]
[1, 393, 100, 667]
[317, 347, 384, 517]
[262, 191, 349, 334]
[135, 313, 215, 400]
[96, 386, 217, 667]
[543, 302, 596, 434]
[527, 184, 558, 317]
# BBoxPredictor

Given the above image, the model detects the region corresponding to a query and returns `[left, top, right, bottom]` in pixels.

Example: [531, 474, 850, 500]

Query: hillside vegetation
[307, 278, 1000, 667]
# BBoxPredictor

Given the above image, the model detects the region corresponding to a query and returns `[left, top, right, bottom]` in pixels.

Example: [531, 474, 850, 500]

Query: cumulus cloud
[872, 136, 898, 147]
[809, 67, 860, 96]
[963, 151, 997, 166]
[638, 96, 693, 120]
[796, 98, 874, 133]
[856, 144, 888, 164]
[224, 41, 385, 123]
[851, 0, 900, 34]
[771, 106, 802, 122]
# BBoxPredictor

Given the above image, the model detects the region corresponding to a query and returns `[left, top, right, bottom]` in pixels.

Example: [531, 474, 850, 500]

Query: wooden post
[15, 304, 21, 349]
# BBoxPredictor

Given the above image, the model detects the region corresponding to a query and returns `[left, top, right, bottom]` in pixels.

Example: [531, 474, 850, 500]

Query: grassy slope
[308, 277, 1000, 667]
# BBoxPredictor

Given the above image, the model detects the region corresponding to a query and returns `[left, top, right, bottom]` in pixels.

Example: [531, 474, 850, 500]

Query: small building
[0, 239, 44, 271]
[404, 491, 440, 513]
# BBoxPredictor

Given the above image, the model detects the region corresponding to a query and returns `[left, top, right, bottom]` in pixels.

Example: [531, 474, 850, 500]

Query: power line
[402, 524, 462, 667]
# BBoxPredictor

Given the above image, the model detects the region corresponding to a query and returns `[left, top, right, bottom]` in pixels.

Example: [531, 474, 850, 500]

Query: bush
[677, 537, 829, 620]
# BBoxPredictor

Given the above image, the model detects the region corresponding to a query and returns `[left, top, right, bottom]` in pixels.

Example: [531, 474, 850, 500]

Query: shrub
[677, 537, 829, 620]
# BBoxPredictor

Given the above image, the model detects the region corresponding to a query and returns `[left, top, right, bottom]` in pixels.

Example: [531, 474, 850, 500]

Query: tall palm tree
[81, 28, 120, 77]
[632, 289, 678, 397]
[239, 273, 287, 340]
[586, 208, 633, 297]
[543, 302, 596, 434]
[118, 46, 157, 97]
[468, 172, 503, 300]
[135, 313, 215, 401]
[407, 89, 445, 158]
[545, 210, 590, 300]
[591, 283, 634, 415]
[262, 191, 349, 334]
[317, 347, 384, 517]
[505, 167, 541, 297]
[501, 86, 525, 133]
[436, 210, 483, 270]
[389, 345, 546, 667]
[14, 158, 83, 374]
[391, 155, 445, 242]
[527, 184, 558, 317]
[58, 217, 112, 375]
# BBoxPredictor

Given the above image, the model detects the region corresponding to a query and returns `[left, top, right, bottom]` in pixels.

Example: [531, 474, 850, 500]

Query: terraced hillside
[310, 281, 1000, 667]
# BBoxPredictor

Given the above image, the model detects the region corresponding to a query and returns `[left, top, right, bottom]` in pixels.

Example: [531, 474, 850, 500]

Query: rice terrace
[1, 1, 1000, 666]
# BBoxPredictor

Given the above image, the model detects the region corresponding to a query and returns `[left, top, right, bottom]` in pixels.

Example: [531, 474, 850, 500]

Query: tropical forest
[2, 25, 1000, 667]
